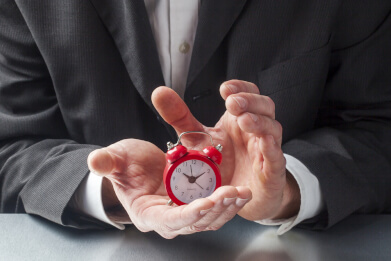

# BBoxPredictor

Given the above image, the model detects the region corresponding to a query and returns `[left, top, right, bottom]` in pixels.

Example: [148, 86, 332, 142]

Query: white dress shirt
[70, 0, 324, 235]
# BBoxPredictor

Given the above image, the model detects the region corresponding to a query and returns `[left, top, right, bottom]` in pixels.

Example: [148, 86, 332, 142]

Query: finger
[255, 135, 286, 195]
[87, 139, 166, 191]
[152, 86, 204, 134]
[133, 196, 214, 239]
[205, 186, 252, 231]
[178, 186, 239, 234]
[87, 148, 126, 176]
[237, 113, 283, 145]
[220, 80, 260, 100]
[163, 198, 214, 230]
[225, 93, 275, 119]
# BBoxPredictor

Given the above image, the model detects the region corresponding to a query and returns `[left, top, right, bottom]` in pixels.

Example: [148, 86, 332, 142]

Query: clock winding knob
[166, 144, 188, 163]
[203, 145, 223, 165]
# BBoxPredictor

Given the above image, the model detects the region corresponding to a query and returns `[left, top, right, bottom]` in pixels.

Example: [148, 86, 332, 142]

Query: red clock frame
[163, 150, 222, 206]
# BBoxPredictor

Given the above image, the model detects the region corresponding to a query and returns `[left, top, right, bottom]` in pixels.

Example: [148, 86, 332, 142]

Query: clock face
[169, 159, 217, 204]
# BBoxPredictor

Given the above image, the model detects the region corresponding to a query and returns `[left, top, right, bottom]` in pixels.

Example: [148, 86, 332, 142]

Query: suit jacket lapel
[187, 0, 248, 87]
[88, 0, 165, 108]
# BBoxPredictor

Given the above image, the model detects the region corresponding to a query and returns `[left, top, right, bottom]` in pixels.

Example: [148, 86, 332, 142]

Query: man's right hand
[87, 139, 251, 239]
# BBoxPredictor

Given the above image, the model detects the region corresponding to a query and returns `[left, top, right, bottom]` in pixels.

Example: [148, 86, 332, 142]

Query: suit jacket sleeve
[0, 1, 103, 228]
[282, 6, 391, 229]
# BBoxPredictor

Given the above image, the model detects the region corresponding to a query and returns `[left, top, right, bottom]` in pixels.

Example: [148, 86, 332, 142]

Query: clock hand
[182, 172, 199, 184]
[190, 165, 193, 176]
[195, 181, 204, 190]
[182, 173, 191, 180]
[194, 172, 205, 180]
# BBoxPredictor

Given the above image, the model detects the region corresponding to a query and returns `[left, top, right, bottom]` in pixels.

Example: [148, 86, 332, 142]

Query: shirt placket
[169, 0, 199, 98]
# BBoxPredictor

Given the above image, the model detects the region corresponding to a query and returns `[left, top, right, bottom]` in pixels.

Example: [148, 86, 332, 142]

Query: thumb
[254, 135, 286, 193]
[152, 86, 204, 134]
[87, 148, 126, 176]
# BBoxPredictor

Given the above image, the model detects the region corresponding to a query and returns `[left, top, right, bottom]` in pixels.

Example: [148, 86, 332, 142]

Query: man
[1, 1, 390, 239]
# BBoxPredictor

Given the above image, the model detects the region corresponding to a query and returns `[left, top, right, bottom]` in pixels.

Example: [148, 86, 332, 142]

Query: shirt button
[179, 42, 190, 54]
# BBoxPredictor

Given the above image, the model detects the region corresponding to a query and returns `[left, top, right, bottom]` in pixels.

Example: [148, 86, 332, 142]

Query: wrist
[101, 177, 122, 211]
[101, 177, 131, 224]
[272, 169, 301, 219]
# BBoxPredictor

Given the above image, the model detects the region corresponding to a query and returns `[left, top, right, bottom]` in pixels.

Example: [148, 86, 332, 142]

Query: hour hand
[182, 173, 191, 179]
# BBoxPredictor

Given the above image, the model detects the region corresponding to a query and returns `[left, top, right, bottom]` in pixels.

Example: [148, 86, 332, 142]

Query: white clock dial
[170, 159, 217, 204]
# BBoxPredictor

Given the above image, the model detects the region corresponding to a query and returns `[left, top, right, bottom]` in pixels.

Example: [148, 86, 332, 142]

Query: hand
[152, 80, 300, 221]
[88, 136, 251, 239]
[195, 172, 205, 179]
[182, 173, 192, 179]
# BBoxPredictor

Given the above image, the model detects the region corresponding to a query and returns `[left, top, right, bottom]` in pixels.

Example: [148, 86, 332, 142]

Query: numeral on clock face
[170, 159, 216, 204]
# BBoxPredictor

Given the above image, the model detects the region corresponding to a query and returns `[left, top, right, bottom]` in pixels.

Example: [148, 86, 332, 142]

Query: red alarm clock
[164, 131, 222, 206]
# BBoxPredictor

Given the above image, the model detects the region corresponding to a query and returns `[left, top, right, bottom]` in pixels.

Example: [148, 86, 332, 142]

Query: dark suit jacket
[1, 0, 390, 229]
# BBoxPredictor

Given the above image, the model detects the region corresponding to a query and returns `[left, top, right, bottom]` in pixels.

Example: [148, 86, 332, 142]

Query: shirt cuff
[255, 154, 324, 235]
[70, 172, 126, 230]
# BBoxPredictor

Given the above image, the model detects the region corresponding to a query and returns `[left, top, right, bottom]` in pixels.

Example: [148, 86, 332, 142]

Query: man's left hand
[152, 80, 300, 222]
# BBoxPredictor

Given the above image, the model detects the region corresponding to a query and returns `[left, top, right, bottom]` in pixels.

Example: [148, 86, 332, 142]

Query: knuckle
[265, 96, 275, 114]
[161, 223, 176, 233]
[245, 93, 256, 106]
[132, 222, 151, 233]
[221, 211, 235, 222]
[269, 148, 284, 163]
[248, 81, 260, 94]
[274, 121, 283, 136]
[206, 225, 222, 231]
[188, 224, 207, 233]
[223, 205, 240, 219]
[256, 115, 265, 129]
[159, 232, 177, 239]
[137, 226, 150, 233]
[281, 155, 287, 167]
[238, 80, 254, 93]
[277, 150, 285, 163]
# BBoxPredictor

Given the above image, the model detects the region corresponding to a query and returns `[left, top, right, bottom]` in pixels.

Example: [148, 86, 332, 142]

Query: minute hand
[194, 172, 205, 180]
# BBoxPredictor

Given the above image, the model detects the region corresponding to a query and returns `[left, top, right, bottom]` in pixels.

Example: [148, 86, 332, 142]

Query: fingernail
[232, 97, 247, 109]
[235, 198, 250, 207]
[223, 197, 236, 206]
[200, 208, 212, 216]
[249, 113, 258, 122]
[225, 84, 238, 94]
